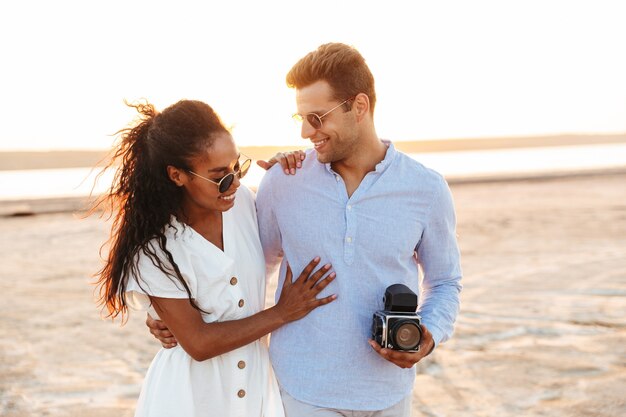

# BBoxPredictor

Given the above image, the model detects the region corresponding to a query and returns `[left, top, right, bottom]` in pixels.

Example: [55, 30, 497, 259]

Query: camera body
[371, 284, 422, 352]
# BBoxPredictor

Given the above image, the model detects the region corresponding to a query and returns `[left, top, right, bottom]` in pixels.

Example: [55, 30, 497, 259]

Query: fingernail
[297, 162, 302, 168]
[284, 169, 289, 175]
[323, 263, 331, 269]
[290, 168, 295, 175]
[314, 256, 320, 262]
[329, 272, 336, 278]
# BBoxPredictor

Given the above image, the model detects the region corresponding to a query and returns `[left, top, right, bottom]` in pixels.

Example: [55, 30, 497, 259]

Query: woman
[94, 99, 336, 416]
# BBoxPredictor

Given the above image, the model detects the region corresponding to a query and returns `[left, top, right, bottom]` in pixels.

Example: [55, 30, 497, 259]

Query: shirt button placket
[230, 276, 247, 401]
[236, 358, 246, 399]
[344, 202, 356, 265]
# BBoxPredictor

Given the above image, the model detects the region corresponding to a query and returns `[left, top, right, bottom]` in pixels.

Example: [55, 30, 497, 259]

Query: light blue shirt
[256, 142, 462, 410]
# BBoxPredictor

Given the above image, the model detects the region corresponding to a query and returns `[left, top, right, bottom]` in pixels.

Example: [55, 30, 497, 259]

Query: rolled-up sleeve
[416, 179, 463, 347]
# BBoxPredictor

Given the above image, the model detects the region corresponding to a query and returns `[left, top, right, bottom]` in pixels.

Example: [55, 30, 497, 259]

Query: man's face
[295, 80, 357, 164]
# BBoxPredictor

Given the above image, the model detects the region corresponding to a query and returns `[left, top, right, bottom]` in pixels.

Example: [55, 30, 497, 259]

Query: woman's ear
[167, 165, 186, 187]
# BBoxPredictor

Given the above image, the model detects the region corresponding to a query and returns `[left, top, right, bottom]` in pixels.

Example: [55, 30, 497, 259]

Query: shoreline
[2, 133, 625, 171]
[2, 167, 626, 217]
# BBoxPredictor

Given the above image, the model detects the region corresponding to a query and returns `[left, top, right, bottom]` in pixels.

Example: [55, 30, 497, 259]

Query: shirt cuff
[422, 321, 444, 352]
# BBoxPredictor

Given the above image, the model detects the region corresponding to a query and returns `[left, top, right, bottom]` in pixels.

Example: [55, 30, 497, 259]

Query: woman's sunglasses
[187, 156, 252, 194]
[292, 97, 354, 130]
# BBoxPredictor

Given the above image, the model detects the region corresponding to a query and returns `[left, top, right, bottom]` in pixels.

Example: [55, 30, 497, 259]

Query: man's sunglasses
[187, 156, 252, 194]
[292, 97, 354, 130]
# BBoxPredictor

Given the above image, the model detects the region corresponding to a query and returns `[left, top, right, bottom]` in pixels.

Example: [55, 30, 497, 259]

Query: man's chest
[273, 189, 429, 262]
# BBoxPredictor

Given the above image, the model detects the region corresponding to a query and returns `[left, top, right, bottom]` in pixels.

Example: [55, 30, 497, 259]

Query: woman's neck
[177, 203, 224, 249]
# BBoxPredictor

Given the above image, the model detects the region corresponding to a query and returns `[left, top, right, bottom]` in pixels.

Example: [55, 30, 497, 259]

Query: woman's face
[180, 133, 243, 213]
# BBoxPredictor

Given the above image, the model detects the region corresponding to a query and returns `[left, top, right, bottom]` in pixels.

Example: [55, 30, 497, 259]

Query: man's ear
[353, 93, 370, 121]
[167, 165, 186, 187]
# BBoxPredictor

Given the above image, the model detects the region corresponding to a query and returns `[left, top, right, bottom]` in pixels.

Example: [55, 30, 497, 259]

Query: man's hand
[146, 313, 178, 349]
[256, 150, 306, 175]
[368, 325, 434, 368]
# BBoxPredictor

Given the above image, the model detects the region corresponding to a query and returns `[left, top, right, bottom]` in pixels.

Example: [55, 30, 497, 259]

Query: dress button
[230, 277, 238, 285]
[238, 299, 245, 308]
[237, 389, 246, 398]
[238, 360, 246, 369]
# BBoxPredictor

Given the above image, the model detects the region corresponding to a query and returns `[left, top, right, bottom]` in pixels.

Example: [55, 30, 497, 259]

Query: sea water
[1, 143, 625, 201]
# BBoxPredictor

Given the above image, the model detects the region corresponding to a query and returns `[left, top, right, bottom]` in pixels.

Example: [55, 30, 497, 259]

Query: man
[150, 43, 462, 416]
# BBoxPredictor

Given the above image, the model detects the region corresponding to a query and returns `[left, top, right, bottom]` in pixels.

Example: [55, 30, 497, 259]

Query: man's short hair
[286, 43, 376, 113]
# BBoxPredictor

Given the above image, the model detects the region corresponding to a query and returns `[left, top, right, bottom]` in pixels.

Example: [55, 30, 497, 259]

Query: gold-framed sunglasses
[187, 155, 252, 193]
[292, 97, 354, 130]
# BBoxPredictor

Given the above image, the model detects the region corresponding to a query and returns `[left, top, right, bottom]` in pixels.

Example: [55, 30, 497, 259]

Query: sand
[1, 172, 625, 417]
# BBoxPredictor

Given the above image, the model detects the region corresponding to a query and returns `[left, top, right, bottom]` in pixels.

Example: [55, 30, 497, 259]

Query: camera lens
[391, 321, 422, 350]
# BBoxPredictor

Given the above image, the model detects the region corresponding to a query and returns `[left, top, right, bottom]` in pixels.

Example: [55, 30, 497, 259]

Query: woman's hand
[256, 150, 306, 175]
[273, 257, 337, 323]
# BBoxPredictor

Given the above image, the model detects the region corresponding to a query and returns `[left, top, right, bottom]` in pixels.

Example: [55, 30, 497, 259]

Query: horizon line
[1, 131, 625, 154]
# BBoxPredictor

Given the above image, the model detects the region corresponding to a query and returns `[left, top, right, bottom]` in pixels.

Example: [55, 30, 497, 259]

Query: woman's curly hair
[92, 99, 229, 321]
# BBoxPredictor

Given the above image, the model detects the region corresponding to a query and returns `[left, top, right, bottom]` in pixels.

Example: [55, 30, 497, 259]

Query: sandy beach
[1, 171, 625, 417]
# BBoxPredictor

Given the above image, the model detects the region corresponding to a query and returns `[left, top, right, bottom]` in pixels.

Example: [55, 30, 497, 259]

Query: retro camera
[371, 284, 422, 352]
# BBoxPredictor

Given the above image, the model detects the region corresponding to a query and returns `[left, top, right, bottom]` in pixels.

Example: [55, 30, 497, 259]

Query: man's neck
[331, 137, 388, 197]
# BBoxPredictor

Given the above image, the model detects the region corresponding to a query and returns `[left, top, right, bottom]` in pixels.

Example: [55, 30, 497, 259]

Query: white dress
[126, 186, 284, 417]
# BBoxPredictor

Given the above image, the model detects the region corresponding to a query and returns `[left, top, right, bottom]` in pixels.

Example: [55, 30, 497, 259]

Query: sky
[1, 0, 625, 151]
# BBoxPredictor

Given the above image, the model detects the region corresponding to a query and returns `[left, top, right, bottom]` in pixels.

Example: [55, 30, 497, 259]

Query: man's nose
[301, 120, 317, 139]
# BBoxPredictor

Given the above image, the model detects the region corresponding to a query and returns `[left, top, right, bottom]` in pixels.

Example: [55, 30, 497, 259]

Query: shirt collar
[322, 139, 397, 176]
[374, 139, 396, 174]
